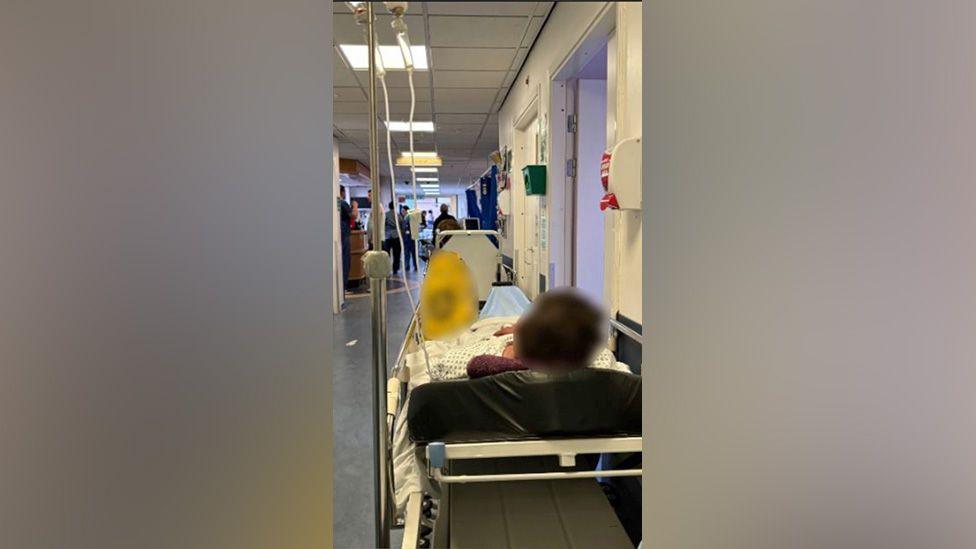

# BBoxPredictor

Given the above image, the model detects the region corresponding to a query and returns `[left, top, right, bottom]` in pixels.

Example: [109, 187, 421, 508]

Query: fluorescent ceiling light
[410, 167, 438, 173]
[385, 121, 435, 132]
[339, 44, 428, 71]
[396, 152, 441, 167]
[417, 177, 439, 182]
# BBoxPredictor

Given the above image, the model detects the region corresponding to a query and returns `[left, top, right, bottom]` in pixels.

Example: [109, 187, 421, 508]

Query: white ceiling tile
[434, 71, 507, 88]
[512, 48, 529, 71]
[436, 114, 488, 124]
[428, 16, 527, 48]
[395, 133, 437, 148]
[333, 60, 361, 86]
[381, 71, 432, 88]
[533, 2, 555, 16]
[333, 14, 366, 44]
[521, 17, 544, 48]
[381, 86, 432, 102]
[334, 87, 365, 101]
[425, 2, 534, 16]
[435, 88, 498, 113]
[436, 123, 485, 135]
[389, 101, 432, 115]
[334, 113, 372, 131]
[430, 48, 517, 71]
[440, 133, 480, 146]
[335, 102, 370, 114]
[333, 14, 426, 45]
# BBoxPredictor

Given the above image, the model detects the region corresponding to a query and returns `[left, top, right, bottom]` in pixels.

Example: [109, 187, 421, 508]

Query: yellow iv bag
[420, 251, 478, 340]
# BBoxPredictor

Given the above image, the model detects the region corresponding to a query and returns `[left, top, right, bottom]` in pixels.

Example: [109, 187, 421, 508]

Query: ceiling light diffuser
[339, 44, 428, 71]
[384, 121, 435, 132]
[396, 152, 441, 167]
[417, 177, 439, 182]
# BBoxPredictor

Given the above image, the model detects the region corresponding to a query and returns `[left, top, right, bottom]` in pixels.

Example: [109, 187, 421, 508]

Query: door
[518, 116, 541, 298]
[573, 78, 608, 306]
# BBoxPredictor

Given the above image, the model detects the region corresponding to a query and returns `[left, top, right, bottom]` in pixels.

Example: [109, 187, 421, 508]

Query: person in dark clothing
[338, 186, 352, 290]
[400, 205, 417, 272]
[382, 201, 402, 274]
[431, 203, 457, 244]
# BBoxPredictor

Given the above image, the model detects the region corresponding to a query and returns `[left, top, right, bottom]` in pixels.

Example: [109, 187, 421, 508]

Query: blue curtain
[479, 165, 499, 247]
[465, 189, 481, 220]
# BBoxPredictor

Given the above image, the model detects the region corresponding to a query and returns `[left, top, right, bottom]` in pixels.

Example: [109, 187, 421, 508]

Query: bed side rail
[425, 436, 642, 484]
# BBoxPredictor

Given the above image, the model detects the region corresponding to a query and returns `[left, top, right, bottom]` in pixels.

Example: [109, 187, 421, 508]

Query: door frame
[547, 3, 616, 295]
[512, 94, 540, 296]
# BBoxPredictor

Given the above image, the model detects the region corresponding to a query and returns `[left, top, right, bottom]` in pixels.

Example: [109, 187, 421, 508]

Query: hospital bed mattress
[450, 478, 632, 548]
[407, 368, 641, 444]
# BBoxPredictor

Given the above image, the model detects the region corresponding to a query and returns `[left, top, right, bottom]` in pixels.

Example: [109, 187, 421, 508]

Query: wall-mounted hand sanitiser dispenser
[603, 136, 642, 210]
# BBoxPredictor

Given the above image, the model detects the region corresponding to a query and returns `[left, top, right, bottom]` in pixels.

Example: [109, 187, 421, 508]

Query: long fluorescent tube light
[417, 177, 439, 182]
[385, 121, 435, 132]
[410, 167, 438, 173]
[338, 44, 428, 71]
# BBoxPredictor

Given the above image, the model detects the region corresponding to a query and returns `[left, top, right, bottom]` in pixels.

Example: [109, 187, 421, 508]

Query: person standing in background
[431, 203, 457, 244]
[401, 205, 417, 272]
[365, 189, 374, 250]
[337, 185, 352, 291]
[383, 201, 402, 275]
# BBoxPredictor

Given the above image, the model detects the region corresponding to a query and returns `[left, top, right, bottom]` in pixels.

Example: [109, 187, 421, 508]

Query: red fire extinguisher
[599, 150, 619, 211]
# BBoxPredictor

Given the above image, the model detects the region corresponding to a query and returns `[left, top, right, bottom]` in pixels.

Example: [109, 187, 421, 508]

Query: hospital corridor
[331, 2, 643, 547]
[8, 0, 976, 547]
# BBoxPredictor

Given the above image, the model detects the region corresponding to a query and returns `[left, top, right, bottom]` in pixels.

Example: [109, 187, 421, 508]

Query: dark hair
[388, 201, 395, 210]
[515, 289, 604, 369]
[437, 218, 461, 232]
[435, 218, 462, 247]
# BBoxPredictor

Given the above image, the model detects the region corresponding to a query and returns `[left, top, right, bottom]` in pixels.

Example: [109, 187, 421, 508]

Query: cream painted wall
[498, 1, 642, 325]
[609, 1, 642, 323]
[499, 1, 609, 297]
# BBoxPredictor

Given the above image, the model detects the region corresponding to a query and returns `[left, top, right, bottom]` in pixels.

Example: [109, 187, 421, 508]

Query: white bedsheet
[391, 315, 632, 515]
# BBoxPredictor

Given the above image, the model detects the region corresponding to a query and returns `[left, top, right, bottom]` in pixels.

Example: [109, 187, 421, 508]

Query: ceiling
[333, 1, 554, 195]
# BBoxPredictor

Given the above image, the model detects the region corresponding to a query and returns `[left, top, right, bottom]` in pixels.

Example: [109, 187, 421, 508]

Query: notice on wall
[539, 205, 548, 251]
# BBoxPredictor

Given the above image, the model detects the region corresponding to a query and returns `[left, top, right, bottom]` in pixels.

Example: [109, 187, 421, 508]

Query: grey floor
[333, 270, 421, 549]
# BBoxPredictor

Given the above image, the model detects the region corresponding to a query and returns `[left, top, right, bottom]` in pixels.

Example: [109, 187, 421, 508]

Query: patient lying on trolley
[426, 289, 618, 381]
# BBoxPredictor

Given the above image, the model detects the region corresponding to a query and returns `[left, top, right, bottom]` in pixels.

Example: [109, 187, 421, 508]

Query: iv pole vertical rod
[366, 2, 391, 547]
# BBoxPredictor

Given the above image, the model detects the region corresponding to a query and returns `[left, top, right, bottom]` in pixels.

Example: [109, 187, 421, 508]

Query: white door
[519, 117, 541, 298]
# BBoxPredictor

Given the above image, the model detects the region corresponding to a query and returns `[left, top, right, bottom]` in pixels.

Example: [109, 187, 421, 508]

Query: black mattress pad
[407, 368, 642, 443]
